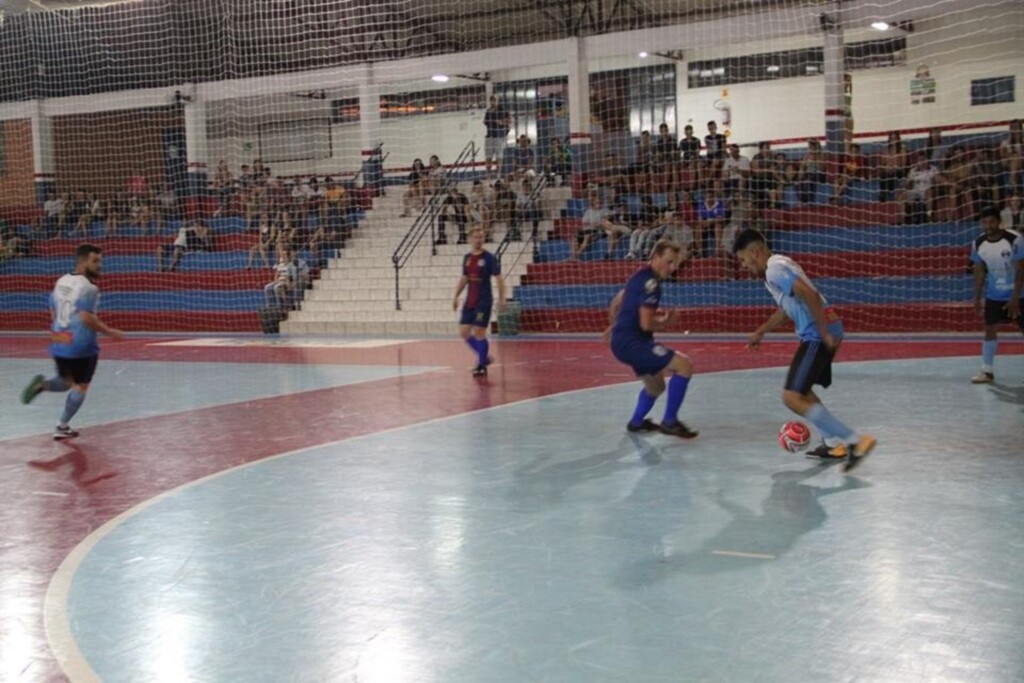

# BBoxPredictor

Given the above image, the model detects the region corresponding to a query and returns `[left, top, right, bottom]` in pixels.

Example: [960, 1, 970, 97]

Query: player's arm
[1009, 256, 1023, 319]
[602, 289, 625, 344]
[453, 274, 468, 311]
[792, 278, 837, 348]
[973, 262, 987, 317]
[80, 311, 125, 341]
[747, 309, 788, 349]
[640, 305, 677, 332]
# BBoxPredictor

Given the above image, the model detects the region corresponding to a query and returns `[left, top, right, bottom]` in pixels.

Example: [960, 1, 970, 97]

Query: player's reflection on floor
[28, 443, 118, 488]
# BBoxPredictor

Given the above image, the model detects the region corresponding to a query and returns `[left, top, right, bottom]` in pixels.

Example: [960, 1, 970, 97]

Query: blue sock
[662, 375, 690, 425]
[59, 390, 86, 427]
[982, 339, 997, 371]
[629, 390, 658, 426]
[44, 376, 69, 392]
[465, 336, 480, 357]
[806, 403, 853, 442]
[477, 338, 490, 367]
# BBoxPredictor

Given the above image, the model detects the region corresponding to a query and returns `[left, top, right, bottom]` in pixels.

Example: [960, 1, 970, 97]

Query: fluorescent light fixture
[638, 51, 649, 58]
[712, 67, 726, 76]
[431, 74, 450, 83]
[806, 65, 820, 73]
[871, 21, 890, 31]
[766, 65, 781, 73]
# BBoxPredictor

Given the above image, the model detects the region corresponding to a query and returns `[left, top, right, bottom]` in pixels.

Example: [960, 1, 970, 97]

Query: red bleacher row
[30, 235, 260, 257]
[4, 311, 261, 333]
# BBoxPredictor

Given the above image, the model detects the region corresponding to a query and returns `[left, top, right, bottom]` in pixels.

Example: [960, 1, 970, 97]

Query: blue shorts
[460, 305, 492, 328]
[612, 338, 675, 377]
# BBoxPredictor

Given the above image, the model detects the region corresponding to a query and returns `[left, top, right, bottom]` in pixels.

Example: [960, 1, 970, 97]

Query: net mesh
[0, 0, 1021, 335]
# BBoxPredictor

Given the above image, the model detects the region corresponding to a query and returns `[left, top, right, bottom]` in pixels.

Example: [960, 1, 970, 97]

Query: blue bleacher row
[3, 253, 265, 275]
[517, 276, 973, 309]
[537, 221, 977, 262]
[0, 291, 267, 311]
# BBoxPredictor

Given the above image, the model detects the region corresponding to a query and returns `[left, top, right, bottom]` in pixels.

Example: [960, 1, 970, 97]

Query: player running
[21, 244, 124, 440]
[970, 205, 1023, 384]
[732, 228, 876, 472]
[604, 239, 698, 438]
[453, 226, 506, 377]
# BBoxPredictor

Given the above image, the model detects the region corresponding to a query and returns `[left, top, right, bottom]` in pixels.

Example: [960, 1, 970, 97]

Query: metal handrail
[351, 142, 387, 191]
[391, 140, 477, 310]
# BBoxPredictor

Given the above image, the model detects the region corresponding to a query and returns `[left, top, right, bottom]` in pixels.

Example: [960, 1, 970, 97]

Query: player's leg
[659, 353, 698, 438]
[627, 373, 665, 432]
[470, 310, 493, 375]
[802, 389, 847, 460]
[973, 301, 1002, 383]
[52, 356, 97, 440]
[459, 316, 484, 373]
[21, 358, 73, 405]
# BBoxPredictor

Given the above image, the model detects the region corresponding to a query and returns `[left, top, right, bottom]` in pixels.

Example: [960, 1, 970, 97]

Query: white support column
[566, 37, 592, 174]
[358, 66, 382, 193]
[30, 101, 55, 204]
[823, 8, 848, 157]
[184, 98, 209, 198]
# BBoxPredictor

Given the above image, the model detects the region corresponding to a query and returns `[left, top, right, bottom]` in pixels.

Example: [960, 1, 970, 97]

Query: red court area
[0, 334, 1017, 682]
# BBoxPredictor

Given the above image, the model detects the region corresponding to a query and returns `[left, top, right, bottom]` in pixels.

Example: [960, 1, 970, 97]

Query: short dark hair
[652, 239, 681, 258]
[731, 228, 767, 255]
[979, 206, 1001, 220]
[708, 120, 716, 126]
[75, 243, 102, 260]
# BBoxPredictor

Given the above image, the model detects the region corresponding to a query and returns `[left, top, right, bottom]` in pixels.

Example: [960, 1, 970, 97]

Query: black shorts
[54, 355, 99, 385]
[984, 298, 1024, 330]
[784, 341, 834, 395]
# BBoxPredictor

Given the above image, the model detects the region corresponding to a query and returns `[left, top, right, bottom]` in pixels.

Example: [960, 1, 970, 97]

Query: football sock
[662, 375, 690, 425]
[629, 390, 657, 426]
[44, 377, 70, 392]
[59, 390, 86, 427]
[465, 336, 481, 358]
[806, 403, 854, 442]
[477, 338, 490, 367]
[982, 339, 997, 372]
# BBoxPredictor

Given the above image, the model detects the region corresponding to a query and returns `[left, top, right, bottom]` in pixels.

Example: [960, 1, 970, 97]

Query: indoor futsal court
[2, 0, 1024, 680]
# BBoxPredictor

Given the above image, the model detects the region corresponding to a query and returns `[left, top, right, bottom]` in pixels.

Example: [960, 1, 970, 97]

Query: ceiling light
[766, 65, 781, 73]
[638, 52, 649, 59]
[431, 74, 450, 83]
[871, 21, 890, 31]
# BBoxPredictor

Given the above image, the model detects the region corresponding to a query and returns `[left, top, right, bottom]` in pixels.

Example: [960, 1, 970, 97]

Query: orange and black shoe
[806, 441, 847, 461]
[843, 435, 877, 472]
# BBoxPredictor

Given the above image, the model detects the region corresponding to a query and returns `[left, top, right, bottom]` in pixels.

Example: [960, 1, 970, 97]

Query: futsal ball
[778, 421, 811, 452]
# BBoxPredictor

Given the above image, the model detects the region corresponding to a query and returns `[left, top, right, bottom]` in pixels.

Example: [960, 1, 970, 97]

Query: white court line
[711, 550, 776, 560]
[32, 491, 69, 498]
[148, 338, 421, 349]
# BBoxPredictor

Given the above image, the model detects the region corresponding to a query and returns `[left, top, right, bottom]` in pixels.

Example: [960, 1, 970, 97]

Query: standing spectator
[157, 219, 211, 272]
[678, 124, 702, 162]
[594, 153, 627, 206]
[436, 186, 469, 246]
[468, 180, 492, 241]
[696, 182, 728, 257]
[750, 142, 776, 211]
[1000, 119, 1023, 196]
[797, 139, 827, 204]
[512, 136, 536, 179]
[483, 95, 511, 178]
[878, 131, 907, 202]
[722, 144, 751, 200]
[654, 123, 677, 196]
[899, 156, 942, 224]
[246, 213, 278, 269]
[678, 124, 702, 196]
[704, 120, 727, 182]
[720, 194, 749, 278]
[544, 137, 572, 185]
[630, 131, 655, 193]
[400, 158, 427, 217]
[571, 193, 631, 260]
[1001, 195, 1023, 231]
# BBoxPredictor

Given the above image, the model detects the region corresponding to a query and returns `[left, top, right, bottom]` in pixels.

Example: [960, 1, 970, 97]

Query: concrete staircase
[281, 182, 572, 336]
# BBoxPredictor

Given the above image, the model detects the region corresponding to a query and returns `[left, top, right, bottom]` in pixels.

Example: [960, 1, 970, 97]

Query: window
[379, 85, 487, 119]
[971, 77, 1015, 106]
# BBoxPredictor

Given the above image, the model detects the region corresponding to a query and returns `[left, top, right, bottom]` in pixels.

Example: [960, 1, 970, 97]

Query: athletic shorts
[485, 137, 506, 161]
[984, 298, 1024, 330]
[612, 338, 676, 377]
[784, 340, 834, 395]
[54, 355, 99, 385]
[460, 305, 492, 328]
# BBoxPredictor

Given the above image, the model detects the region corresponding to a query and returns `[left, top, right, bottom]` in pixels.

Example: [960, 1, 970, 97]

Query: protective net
[0, 0, 1021, 335]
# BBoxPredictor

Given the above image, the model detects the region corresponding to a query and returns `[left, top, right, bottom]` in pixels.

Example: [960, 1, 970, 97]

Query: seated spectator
[923, 127, 945, 167]
[972, 147, 1003, 210]
[400, 158, 427, 217]
[509, 176, 543, 242]
[157, 219, 211, 272]
[899, 156, 943, 224]
[719, 195, 749, 278]
[626, 197, 663, 260]
[212, 160, 234, 216]
[264, 249, 309, 311]
[593, 153, 627, 205]
[68, 193, 104, 238]
[306, 177, 326, 223]
[1000, 119, 1022, 196]
[696, 182, 728, 257]
[306, 216, 341, 269]
[657, 210, 697, 261]
[571, 193, 631, 261]
[40, 191, 64, 239]
[831, 143, 868, 205]
[773, 152, 798, 207]
[748, 142, 776, 212]
[436, 185, 469, 245]
[0, 220, 29, 260]
[127, 169, 148, 199]
[468, 180, 492, 240]
[128, 195, 152, 235]
[544, 137, 572, 185]
[878, 131, 907, 202]
[797, 139, 827, 204]
[246, 213, 279, 269]
[323, 177, 353, 241]
[105, 191, 127, 237]
[512, 135, 536, 179]
[425, 155, 447, 196]
[722, 144, 750, 200]
[63, 191, 88, 238]
[1002, 195, 1023, 231]
[153, 183, 178, 235]
[491, 178, 518, 238]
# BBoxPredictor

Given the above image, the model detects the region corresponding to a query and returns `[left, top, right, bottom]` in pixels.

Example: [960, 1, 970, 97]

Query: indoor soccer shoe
[472, 365, 488, 377]
[21, 375, 44, 405]
[627, 418, 660, 433]
[659, 421, 699, 439]
[970, 371, 994, 384]
[53, 425, 80, 441]
[842, 435, 877, 472]
[806, 441, 847, 460]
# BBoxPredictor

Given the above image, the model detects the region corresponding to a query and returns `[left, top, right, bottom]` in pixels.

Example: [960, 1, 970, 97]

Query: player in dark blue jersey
[21, 244, 124, 440]
[453, 226, 506, 377]
[970, 206, 1024, 384]
[733, 229, 876, 471]
[604, 240, 698, 438]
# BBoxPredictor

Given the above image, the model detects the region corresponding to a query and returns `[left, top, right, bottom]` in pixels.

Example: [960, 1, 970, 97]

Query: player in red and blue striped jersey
[453, 227, 506, 377]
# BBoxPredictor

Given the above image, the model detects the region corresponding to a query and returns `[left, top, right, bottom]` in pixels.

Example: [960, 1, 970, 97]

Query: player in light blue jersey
[21, 244, 124, 440]
[969, 206, 1024, 384]
[733, 229, 876, 472]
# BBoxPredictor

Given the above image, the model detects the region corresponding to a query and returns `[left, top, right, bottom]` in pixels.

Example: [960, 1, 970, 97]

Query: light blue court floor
[55, 356, 1024, 682]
